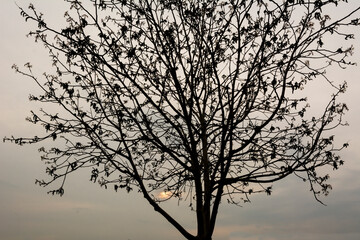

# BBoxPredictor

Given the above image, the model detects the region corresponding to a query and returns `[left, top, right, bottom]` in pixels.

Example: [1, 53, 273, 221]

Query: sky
[1, 1, 360, 240]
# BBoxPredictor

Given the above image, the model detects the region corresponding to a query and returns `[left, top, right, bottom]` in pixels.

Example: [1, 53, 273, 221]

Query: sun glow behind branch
[157, 191, 172, 200]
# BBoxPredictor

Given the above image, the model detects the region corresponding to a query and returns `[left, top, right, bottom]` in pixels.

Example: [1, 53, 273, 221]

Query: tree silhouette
[5, 1, 359, 239]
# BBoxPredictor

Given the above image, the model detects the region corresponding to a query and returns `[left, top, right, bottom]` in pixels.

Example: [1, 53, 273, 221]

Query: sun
[157, 191, 172, 199]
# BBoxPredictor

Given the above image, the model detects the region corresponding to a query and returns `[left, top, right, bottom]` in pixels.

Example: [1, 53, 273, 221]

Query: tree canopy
[5, 0, 360, 239]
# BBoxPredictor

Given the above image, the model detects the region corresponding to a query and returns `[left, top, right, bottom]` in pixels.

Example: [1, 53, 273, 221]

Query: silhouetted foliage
[5, 1, 360, 239]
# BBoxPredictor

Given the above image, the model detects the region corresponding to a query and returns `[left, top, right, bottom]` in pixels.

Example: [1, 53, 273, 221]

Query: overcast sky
[1, 1, 360, 240]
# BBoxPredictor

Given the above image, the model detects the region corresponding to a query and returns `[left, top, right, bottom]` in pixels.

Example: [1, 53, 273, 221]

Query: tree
[5, 0, 360, 239]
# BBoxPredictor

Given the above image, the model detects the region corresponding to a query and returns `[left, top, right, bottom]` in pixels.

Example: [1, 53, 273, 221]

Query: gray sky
[1, 1, 360, 240]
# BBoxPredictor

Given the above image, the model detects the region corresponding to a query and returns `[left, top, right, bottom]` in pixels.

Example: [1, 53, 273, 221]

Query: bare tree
[5, 0, 360, 239]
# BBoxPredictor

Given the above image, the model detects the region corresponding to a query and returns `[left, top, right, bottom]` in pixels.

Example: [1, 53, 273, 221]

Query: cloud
[213, 217, 360, 240]
[2, 188, 100, 215]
